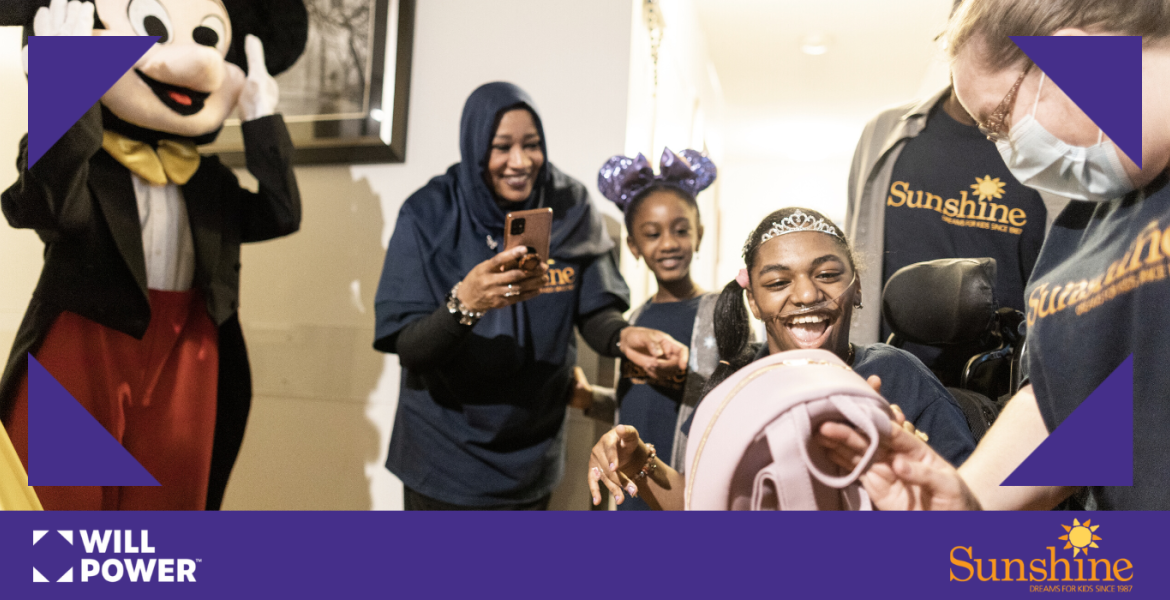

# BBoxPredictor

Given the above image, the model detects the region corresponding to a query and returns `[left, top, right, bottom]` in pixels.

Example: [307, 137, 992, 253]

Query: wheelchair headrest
[881, 258, 998, 345]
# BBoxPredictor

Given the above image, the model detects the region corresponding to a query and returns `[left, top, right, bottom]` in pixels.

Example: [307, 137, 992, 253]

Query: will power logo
[32, 529, 199, 583]
[33, 530, 76, 582]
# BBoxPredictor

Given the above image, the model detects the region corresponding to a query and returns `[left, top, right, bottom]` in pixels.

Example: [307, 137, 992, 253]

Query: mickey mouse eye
[193, 15, 227, 51]
[127, 0, 173, 44]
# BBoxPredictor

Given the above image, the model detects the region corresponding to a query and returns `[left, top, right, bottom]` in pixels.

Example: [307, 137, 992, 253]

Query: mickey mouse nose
[136, 43, 226, 94]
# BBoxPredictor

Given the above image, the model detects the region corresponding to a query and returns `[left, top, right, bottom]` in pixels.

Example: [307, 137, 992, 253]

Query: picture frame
[204, 0, 415, 166]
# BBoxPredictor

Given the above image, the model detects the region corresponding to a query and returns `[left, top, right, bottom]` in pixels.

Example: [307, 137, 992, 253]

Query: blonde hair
[946, 0, 1170, 70]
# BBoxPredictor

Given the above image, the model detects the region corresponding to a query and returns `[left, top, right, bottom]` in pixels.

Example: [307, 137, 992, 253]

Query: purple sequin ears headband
[597, 148, 717, 211]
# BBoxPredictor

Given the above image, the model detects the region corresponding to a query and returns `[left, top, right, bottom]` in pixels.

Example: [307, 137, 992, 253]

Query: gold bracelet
[634, 443, 657, 480]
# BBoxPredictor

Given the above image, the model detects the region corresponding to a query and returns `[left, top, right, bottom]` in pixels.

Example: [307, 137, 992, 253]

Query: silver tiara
[745, 210, 841, 257]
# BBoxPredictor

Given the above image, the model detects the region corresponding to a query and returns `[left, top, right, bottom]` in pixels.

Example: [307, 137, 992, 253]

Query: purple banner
[2, 511, 1167, 599]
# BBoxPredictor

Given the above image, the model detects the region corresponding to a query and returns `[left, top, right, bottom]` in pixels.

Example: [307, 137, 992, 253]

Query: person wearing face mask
[845, 3, 1064, 382]
[817, 0, 1170, 511]
[374, 83, 689, 510]
[586, 208, 975, 510]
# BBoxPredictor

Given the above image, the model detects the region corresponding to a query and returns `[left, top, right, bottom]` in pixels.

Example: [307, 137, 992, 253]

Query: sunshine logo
[1059, 519, 1102, 557]
[971, 175, 1007, 201]
[950, 519, 1132, 584]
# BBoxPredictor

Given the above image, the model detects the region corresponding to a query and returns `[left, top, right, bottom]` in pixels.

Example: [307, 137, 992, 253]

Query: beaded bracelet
[634, 443, 657, 480]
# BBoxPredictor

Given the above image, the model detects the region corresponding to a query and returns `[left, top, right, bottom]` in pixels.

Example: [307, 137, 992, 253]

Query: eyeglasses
[977, 63, 1033, 143]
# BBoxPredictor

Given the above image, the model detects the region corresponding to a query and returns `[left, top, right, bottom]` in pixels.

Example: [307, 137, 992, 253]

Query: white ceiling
[694, 0, 955, 160]
[688, 1, 956, 277]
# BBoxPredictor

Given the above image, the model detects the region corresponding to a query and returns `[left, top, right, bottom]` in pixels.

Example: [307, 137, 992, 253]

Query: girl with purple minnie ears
[574, 148, 739, 510]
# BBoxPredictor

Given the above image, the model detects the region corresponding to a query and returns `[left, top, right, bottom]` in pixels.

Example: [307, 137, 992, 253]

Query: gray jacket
[845, 87, 1068, 344]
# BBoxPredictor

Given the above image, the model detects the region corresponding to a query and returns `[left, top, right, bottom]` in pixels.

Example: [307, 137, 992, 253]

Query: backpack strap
[756, 413, 819, 510]
[793, 396, 884, 489]
[758, 399, 881, 510]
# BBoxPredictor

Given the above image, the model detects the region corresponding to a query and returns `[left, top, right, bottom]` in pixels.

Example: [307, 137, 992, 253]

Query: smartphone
[501, 208, 553, 272]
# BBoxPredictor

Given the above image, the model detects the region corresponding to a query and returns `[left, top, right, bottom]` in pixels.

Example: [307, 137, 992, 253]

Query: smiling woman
[486, 108, 545, 203]
[373, 82, 691, 510]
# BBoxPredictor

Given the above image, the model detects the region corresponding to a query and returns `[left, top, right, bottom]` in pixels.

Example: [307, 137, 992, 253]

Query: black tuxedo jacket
[0, 104, 300, 509]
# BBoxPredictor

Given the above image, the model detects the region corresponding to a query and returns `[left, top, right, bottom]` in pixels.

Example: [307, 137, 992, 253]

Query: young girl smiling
[576, 148, 726, 510]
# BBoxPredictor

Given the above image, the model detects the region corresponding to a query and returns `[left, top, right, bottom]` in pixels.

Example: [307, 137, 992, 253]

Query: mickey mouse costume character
[0, 0, 308, 510]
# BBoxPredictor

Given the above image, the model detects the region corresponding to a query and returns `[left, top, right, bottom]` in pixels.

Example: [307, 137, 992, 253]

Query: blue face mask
[995, 73, 1135, 203]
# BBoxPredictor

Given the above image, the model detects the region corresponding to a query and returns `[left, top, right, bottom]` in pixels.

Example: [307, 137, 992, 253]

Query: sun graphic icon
[971, 175, 1007, 201]
[1059, 519, 1102, 557]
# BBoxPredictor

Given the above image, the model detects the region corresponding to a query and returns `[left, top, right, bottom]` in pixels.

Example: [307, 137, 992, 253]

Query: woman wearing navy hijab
[375, 82, 688, 510]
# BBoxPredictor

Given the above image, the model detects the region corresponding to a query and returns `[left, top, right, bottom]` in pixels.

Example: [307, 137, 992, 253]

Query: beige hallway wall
[0, 27, 35, 358]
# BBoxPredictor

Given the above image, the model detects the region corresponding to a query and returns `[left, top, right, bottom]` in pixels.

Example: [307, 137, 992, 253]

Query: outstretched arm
[816, 385, 1077, 510]
[956, 386, 1078, 510]
[588, 425, 687, 511]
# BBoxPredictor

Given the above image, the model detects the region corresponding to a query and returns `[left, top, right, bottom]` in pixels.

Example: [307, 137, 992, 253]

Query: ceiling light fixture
[800, 33, 832, 56]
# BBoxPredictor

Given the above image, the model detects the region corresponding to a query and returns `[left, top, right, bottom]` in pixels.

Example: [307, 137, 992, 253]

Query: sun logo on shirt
[1058, 518, 1102, 557]
[971, 175, 1007, 201]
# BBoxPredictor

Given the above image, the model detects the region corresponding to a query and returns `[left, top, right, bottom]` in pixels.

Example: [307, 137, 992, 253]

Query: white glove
[24, 0, 96, 74]
[237, 35, 280, 121]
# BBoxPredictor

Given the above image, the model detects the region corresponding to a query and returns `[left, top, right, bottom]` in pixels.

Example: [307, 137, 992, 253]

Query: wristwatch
[447, 282, 484, 326]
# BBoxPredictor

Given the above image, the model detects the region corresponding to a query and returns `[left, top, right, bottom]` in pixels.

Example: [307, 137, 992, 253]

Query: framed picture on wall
[204, 0, 415, 166]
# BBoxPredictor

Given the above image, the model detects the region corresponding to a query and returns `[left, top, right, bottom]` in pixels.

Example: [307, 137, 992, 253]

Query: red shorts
[5, 290, 218, 510]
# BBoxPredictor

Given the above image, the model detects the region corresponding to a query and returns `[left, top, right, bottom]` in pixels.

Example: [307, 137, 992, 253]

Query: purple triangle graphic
[1012, 36, 1143, 168]
[1001, 355, 1133, 487]
[27, 355, 160, 487]
[27, 35, 157, 168]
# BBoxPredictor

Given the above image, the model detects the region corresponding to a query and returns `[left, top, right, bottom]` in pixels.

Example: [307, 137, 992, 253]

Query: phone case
[501, 208, 553, 272]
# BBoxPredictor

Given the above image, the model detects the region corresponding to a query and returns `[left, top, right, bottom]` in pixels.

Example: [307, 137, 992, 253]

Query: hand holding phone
[501, 208, 553, 273]
[457, 246, 549, 314]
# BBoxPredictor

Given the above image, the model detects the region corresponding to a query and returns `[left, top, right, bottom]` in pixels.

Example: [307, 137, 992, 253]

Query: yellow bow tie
[101, 131, 201, 186]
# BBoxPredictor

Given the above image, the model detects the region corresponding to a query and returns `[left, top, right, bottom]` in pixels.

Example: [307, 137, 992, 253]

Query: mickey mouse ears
[597, 148, 717, 212]
[222, 0, 309, 77]
[0, 1, 38, 26]
[1, 1, 309, 77]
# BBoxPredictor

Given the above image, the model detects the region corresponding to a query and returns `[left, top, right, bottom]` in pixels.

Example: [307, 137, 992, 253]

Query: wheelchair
[881, 258, 1026, 442]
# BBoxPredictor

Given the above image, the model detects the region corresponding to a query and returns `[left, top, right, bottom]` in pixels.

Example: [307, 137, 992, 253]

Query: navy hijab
[375, 82, 614, 347]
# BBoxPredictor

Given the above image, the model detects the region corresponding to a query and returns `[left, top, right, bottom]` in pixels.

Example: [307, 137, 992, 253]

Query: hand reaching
[26, 0, 95, 74]
[816, 406, 980, 511]
[587, 424, 648, 506]
[619, 326, 689, 381]
[238, 35, 280, 121]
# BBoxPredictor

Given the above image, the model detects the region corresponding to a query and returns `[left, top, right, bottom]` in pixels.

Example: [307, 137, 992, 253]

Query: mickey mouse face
[128, 0, 228, 53]
[96, 0, 246, 138]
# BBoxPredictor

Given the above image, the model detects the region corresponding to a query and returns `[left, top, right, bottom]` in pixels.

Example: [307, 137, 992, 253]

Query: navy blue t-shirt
[1021, 178, 1170, 510]
[386, 253, 629, 507]
[683, 343, 975, 467]
[616, 296, 700, 511]
[882, 100, 1047, 375]
[850, 344, 975, 466]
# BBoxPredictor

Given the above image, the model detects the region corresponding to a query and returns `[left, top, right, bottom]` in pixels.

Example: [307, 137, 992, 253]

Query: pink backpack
[684, 349, 893, 510]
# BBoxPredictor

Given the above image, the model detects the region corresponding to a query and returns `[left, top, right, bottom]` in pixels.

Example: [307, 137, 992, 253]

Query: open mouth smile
[136, 70, 210, 117]
[656, 255, 686, 270]
[780, 312, 836, 349]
